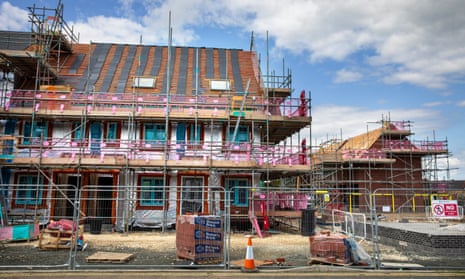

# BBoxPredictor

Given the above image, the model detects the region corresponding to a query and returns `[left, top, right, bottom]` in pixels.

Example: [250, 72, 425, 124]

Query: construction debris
[308, 230, 372, 266]
[38, 220, 84, 250]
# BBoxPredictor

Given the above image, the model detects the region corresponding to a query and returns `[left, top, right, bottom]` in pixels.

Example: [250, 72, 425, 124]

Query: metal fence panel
[1, 185, 464, 270]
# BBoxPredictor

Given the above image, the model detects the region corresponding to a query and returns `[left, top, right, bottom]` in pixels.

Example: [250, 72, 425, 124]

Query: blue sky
[3, 0, 465, 180]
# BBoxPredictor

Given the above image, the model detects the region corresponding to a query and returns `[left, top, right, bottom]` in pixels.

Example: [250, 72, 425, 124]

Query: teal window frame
[188, 123, 202, 145]
[106, 122, 118, 143]
[140, 177, 164, 206]
[16, 175, 43, 206]
[227, 178, 249, 207]
[72, 121, 84, 142]
[144, 123, 166, 145]
[228, 125, 249, 143]
[23, 121, 48, 145]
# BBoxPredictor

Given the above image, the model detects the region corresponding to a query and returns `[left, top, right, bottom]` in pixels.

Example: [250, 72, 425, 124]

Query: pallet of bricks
[309, 230, 350, 265]
[176, 215, 223, 264]
[38, 219, 83, 250]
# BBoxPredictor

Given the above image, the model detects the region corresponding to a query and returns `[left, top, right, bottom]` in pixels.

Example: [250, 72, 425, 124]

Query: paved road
[1, 270, 465, 279]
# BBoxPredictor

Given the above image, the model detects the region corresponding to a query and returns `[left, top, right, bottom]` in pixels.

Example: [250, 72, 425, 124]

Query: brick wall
[356, 222, 465, 256]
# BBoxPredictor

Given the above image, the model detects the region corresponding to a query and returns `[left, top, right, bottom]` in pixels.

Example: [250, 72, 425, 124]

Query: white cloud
[457, 100, 465, 107]
[449, 150, 465, 180]
[334, 69, 362, 83]
[6, 1, 465, 90]
[73, 16, 145, 44]
[136, 0, 465, 90]
[310, 105, 444, 144]
[0, 2, 28, 31]
[423, 101, 446, 108]
[383, 70, 447, 89]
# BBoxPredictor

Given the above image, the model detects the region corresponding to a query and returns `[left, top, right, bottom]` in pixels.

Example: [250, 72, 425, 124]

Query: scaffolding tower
[298, 116, 451, 214]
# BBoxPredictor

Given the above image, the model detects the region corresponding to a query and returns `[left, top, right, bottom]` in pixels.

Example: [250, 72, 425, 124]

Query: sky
[2, 0, 465, 180]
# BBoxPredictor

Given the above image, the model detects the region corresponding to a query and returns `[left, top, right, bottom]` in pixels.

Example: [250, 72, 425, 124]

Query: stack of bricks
[309, 230, 349, 261]
[176, 215, 223, 264]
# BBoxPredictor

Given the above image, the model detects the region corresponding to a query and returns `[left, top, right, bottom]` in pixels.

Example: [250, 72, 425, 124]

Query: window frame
[136, 175, 167, 210]
[142, 123, 167, 147]
[209, 79, 231, 91]
[186, 123, 204, 148]
[21, 120, 51, 146]
[228, 125, 249, 143]
[132, 76, 156, 88]
[72, 121, 87, 146]
[180, 176, 205, 215]
[226, 178, 249, 207]
[12, 173, 48, 209]
[104, 121, 121, 147]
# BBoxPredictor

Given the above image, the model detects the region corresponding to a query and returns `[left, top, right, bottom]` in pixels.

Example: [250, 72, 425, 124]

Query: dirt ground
[0, 228, 434, 269]
[0, 230, 310, 267]
[1, 220, 464, 269]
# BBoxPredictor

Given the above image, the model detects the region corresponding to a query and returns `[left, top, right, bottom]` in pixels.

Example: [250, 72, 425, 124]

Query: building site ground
[1, 216, 464, 270]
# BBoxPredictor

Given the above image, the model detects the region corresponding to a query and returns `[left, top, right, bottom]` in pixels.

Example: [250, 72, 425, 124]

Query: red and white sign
[432, 200, 458, 217]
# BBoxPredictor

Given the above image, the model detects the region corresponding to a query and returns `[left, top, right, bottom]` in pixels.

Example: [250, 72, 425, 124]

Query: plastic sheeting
[130, 208, 177, 229]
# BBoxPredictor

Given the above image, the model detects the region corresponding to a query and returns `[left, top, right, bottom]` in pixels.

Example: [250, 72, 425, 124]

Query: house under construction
[0, 2, 311, 231]
[306, 119, 452, 217]
[0, 2, 454, 233]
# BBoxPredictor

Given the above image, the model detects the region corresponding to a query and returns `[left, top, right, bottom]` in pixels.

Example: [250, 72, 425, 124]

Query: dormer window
[210, 79, 231, 91]
[133, 76, 156, 88]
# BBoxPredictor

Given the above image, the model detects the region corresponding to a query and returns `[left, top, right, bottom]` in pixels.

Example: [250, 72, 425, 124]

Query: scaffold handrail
[3, 89, 310, 118]
[1, 136, 310, 167]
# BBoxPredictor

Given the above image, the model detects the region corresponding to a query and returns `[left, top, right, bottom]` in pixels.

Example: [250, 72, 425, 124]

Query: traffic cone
[241, 236, 258, 272]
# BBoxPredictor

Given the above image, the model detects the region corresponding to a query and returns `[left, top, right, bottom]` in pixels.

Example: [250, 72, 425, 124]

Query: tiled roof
[58, 43, 261, 96]
[0, 31, 32, 50]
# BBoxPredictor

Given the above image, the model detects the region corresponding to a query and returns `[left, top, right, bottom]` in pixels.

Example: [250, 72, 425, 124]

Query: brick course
[358, 222, 465, 256]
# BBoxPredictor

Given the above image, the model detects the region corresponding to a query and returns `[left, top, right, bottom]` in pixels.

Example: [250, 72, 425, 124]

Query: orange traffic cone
[241, 236, 258, 272]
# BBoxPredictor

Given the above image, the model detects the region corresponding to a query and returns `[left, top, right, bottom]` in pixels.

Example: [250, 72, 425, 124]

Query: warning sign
[432, 200, 458, 217]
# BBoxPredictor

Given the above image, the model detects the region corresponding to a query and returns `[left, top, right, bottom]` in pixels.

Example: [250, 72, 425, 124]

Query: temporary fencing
[1, 185, 464, 270]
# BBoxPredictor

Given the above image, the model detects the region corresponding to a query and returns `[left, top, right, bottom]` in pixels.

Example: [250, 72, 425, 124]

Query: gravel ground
[1, 231, 312, 267]
[1, 228, 463, 269]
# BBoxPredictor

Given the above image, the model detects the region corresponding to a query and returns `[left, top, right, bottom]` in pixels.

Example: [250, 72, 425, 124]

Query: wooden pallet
[38, 225, 83, 250]
[86, 252, 134, 263]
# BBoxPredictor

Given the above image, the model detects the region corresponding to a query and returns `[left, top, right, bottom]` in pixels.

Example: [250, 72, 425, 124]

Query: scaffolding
[28, 0, 78, 82]
[0, 1, 314, 234]
[0, 1, 455, 238]
[300, 116, 451, 216]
